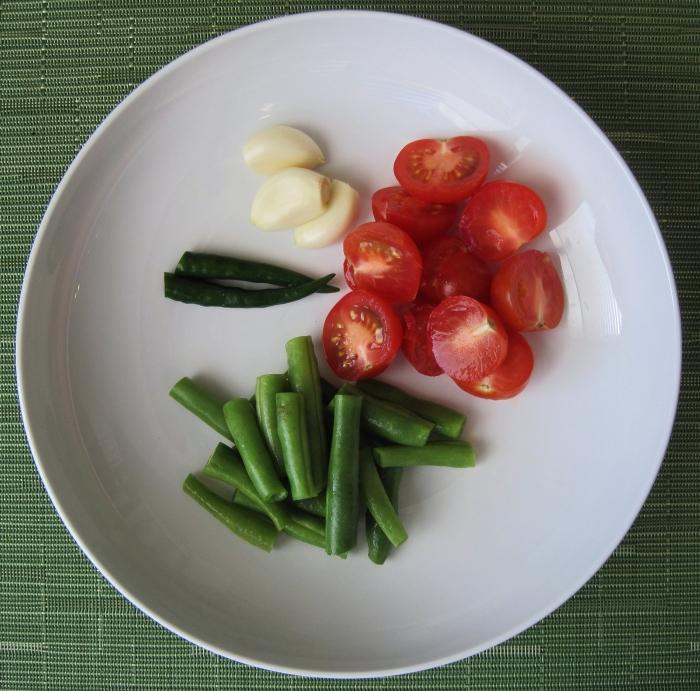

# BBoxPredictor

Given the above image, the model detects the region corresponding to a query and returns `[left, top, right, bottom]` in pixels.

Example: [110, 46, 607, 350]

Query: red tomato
[393, 136, 490, 204]
[419, 236, 491, 304]
[343, 222, 422, 304]
[322, 289, 403, 381]
[458, 181, 547, 262]
[490, 250, 565, 331]
[371, 186, 457, 245]
[428, 296, 508, 382]
[402, 302, 442, 377]
[456, 330, 534, 399]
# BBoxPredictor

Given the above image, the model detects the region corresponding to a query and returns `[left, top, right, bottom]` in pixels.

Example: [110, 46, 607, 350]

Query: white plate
[16, 11, 680, 678]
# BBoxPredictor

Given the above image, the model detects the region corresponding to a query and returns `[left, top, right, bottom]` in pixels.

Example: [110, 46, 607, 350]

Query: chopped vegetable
[366, 466, 403, 565]
[276, 392, 316, 500]
[255, 374, 288, 474]
[373, 441, 476, 468]
[169, 377, 232, 441]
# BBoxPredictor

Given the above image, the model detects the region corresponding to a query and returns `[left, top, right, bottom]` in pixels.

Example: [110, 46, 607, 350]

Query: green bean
[286, 336, 327, 493]
[325, 394, 362, 555]
[373, 441, 476, 468]
[356, 380, 465, 440]
[294, 494, 326, 518]
[366, 467, 403, 565]
[169, 377, 231, 441]
[332, 383, 434, 447]
[202, 443, 289, 530]
[275, 392, 315, 500]
[222, 399, 287, 502]
[174, 252, 338, 293]
[255, 374, 288, 475]
[183, 474, 277, 552]
[164, 272, 335, 308]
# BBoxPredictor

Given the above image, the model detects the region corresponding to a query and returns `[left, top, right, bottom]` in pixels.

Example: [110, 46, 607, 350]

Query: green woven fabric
[1, 1, 698, 688]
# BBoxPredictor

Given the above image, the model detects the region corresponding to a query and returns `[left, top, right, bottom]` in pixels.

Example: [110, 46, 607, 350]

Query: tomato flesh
[343, 221, 422, 304]
[456, 330, 534, 399]
[428, 296, 508, 382]
[419, 236, 491, 304]
[323, 289, 403, 381]
[490, 250, 564, 331]
[401, 302, 442, 376]
[394, 136, 490, 204]
[458, 181, 547, 262]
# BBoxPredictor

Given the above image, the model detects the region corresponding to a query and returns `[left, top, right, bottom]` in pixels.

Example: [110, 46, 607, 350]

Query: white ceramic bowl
[16, 11, 680, 678]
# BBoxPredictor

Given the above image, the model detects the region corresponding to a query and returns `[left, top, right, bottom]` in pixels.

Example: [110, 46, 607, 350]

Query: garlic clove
[242, 125, 325, 174]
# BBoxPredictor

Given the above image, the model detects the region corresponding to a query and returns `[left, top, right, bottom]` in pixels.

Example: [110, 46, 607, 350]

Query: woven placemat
[1, 2, 698, 688]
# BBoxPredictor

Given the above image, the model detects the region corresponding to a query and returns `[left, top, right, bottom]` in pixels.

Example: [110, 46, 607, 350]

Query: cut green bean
[255, 374, 288, 475]
[202, 443, 289, 530]
[174, 252, 339, 293]
[366, 466, 403, 565]
[223, 399, 287, 502]
[294, 494, 326, 518]
[373, 441, 476, 468]
[325, 394, 362, 555]
[164, 272, 335, 308]
[276, 392, 315, 500]
[332, 383, 434, 447]
[286, 336, 327, 493]
[356, 379, 466, 440]
[169, 377, 231, 441]
[183, 474, 277, 552]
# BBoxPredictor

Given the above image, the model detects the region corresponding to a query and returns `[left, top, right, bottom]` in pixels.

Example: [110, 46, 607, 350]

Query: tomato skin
[371, 186, 457, 245]
[490, 250, 565, 331]
[393, 136, 490, 204]
[323, 289, 403, 381]
[402, 302, 443, 377]
[456, 330, 534, 399]
[428, 295, 508, 382]
[458, 181, 547, 263]
[419, 236, 492, 304]
[343, 222, 422, 304]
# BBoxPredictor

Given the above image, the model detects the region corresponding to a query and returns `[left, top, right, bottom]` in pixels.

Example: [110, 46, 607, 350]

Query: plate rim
[15, 9, 682, 679]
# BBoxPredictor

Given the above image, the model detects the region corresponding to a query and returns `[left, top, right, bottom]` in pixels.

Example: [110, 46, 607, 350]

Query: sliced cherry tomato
[456, 330, 534, 399]
[428, 296, 508, 382]
[393, 136, 490, 204]
[343, 221, 422, 304]
[458, 181, 547, 262]
[371, 186, 457, 245]
[419, 236, 491, 304]
[323, 289, 403, 381]
[402, 302, 442, 376]
[490, 250, 564, 331]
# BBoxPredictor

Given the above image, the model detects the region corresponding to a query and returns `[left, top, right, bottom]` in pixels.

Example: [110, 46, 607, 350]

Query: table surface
[1, 1, 698, 689]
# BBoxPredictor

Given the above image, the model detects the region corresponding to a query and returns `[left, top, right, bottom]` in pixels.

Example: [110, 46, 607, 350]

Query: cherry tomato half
[401, 302, 442, 377]
[419, 236, 492, 304]
[456, 330, 534, 399]
[322, 289, 403, 381]
[393, 136, 490, 204]
[458, 181, 547, 263]
[490, 250, 565, 331]
[428, 295, 508, 382]
[343, 221, 422, 304]
[371, 186, 457, 245]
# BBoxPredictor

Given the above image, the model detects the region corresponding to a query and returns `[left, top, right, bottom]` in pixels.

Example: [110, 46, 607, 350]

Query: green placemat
[1, 1, 698, 688]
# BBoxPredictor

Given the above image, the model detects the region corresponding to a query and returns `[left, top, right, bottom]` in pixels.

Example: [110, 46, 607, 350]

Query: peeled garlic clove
[293, 179, 359, 248]
[243, 125, 325, 174]
[251, 167, 331, 231]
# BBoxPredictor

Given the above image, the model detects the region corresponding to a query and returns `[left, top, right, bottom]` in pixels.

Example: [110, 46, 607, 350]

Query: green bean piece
[286, 336, 328, 493]
[183, 474, 277, 552]
[326, 394, 362, 555]
[169, 377, 232, 441]
[202, 443, 289, 530]
[255, 374, 288, 475]
[275, 392, 316, 500]
[366, 467, 403, 565]
[332, 383, 434, 447]
[294, 494, 327, 518]
[223, 399, 287, 502]
[374, 441, 476, 468]
[174, 252, 339, 293]
[356, 379, 466, 440]
[359, 448, 407, 548]
[164, 272, 335, 308]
